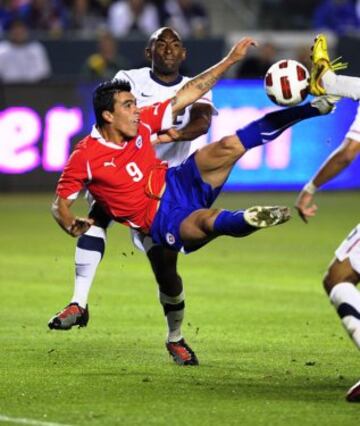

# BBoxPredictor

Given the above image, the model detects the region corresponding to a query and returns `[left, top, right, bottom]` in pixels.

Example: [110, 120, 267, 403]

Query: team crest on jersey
[166, 233, 175, 245]
[135, 136, 143, 149]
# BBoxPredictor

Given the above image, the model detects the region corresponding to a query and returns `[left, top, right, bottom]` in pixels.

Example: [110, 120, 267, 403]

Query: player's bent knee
[323, 258, 360, 294]
[219, 135, 245, 158]
[323, 270, 336, 294]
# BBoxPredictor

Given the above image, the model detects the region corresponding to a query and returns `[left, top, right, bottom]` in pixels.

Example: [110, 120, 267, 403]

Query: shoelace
[330, 56, 348, 73]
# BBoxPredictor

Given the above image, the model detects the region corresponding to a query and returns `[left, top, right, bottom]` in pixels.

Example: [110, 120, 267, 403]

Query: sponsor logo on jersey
[104, 158, 116, 167]
[141, 92, 152, 97]
[135, 136, 143, 149]
[166, 232, 175, 245]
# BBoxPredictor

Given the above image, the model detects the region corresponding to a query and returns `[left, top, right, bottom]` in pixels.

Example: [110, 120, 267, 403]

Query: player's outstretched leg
[243, 206, 291, 228]
[212, 205, 290, 238]
[48, 303, 89, 330]
[309, 34, 360, 100]
[195, 95, 336, 193]
[236, 95, 336, 150]
[179, 205, 291, 253]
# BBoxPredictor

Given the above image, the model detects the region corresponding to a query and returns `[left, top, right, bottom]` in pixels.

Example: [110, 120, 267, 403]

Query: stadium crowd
[1, 0, 360, 40]
[0, 0, 210, 39]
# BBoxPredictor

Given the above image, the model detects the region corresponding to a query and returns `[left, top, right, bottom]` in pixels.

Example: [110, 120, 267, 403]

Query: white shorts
[346, 103, 360, 142]
[86, 191, 159, 254]
[335, 224, 360, 273]
[131, 229, 158, 253]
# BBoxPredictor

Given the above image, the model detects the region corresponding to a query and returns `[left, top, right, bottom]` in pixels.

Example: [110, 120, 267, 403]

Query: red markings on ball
[265, 72, 273, 86]
[297, 65, 307, 81]
[279, 61, 288, 69]
[280, 76, 292, 99]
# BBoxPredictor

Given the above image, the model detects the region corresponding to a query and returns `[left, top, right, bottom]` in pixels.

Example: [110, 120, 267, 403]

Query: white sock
[70, 226, 106, 309]
[329, 282, 360, 349]
[322, 70, 360, 100]
[159, 291, 185, 343]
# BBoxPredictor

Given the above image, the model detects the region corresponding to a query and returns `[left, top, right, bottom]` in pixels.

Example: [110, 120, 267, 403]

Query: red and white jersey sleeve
[139, 98, 173, 134]
[56, 145, 88, 200]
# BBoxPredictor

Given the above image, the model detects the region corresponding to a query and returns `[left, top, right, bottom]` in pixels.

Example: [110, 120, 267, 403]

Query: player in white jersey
[295, 102, 360, 402]
[48, 27, 215, 366]
[114, 66, 215, 166]
[310, 34, 360, 101]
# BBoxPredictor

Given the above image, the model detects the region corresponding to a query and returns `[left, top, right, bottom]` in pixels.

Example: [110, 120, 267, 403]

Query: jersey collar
[149, 70, 183, 87]
[91, 125, 128, 150]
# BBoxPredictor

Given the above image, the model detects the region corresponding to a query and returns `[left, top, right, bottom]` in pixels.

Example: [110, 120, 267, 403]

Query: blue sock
[213, 210, 256, 237]
[236, 103, 321, 150]
[77, 235, 105, 259]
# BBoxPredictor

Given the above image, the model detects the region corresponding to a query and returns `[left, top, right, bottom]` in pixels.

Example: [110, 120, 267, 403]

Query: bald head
[145, 26, 186, 79]
[147, 27, 182, 48]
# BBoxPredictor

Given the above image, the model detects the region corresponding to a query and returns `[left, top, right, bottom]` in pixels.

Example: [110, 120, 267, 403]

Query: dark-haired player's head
[93, 79, 131, 127]
[145, 27, 186, 76]
[93, 79, 140, 139]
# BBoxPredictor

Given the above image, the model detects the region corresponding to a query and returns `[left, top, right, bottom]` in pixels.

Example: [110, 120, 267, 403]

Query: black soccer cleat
[48, 303, 89, 330]
[166, 338, 199, 366]
[346, 379, 360, 402]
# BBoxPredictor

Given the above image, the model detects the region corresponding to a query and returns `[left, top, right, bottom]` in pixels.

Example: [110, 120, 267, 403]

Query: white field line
[0, 414, 73, 426]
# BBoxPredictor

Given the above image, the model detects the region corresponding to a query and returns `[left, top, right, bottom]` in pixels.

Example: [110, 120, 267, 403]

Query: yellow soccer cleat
[310, 34, 348, 96]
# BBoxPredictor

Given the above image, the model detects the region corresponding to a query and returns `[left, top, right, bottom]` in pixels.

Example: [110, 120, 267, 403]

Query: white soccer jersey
[114, 67, 216, 166]
[335, 224, 360, 274]
[346, 102, 360, 142]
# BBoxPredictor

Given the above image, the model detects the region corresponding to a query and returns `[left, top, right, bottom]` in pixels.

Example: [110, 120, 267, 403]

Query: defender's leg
[147, 246, 198, 366]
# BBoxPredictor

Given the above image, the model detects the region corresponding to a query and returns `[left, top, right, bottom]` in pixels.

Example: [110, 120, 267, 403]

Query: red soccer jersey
[56, 99, 173, 233]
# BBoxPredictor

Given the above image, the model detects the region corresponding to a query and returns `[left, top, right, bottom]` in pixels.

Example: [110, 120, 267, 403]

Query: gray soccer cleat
[244, 206, 291, 228]
[311, 94, 340, 115]
[48, 303, 89, 330]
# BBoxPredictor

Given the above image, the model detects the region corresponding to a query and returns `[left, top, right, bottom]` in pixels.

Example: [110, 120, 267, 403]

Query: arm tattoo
[178, 73, 219, 96]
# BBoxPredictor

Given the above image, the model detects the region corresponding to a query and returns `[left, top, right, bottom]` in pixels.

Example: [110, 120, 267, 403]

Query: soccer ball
[264, 59, 310, 106]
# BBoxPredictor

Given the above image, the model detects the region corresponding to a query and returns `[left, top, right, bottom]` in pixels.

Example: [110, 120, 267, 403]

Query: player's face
[149, 29, 186, 75]
[110, 92, 140, 139]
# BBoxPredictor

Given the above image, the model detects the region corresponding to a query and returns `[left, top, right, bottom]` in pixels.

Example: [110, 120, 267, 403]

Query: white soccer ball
[264, 59, 310, 106]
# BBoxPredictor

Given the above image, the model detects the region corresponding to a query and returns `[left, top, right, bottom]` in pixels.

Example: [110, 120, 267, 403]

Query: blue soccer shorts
[150, 153, 223, 253]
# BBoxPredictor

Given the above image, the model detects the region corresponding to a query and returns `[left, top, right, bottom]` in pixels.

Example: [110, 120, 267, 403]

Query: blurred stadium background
[1, 1, 359, 425]
[1, 0, 360, 192]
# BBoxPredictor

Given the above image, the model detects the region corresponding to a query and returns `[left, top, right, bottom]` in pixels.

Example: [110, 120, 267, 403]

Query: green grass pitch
[0, 192, 359, 426]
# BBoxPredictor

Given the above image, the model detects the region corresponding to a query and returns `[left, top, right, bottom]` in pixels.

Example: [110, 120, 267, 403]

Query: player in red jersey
[48, 28, 215, 367]
[52, 37, 336, 362]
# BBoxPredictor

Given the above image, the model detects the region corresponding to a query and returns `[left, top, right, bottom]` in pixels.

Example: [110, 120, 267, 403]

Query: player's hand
[295, 190, 318, 223]
[68, 217, 94, 237]
[153, 128, 182, 144]
[226, 37, 258, 65]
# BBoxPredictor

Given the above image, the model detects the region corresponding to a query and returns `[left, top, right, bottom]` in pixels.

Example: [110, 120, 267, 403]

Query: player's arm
[295, 138, 360, 223]
[170, 37, 257, 119]
[51, 196, 94, 237]
[154, 103, 212, 144]
[52, 147, 94, 237]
